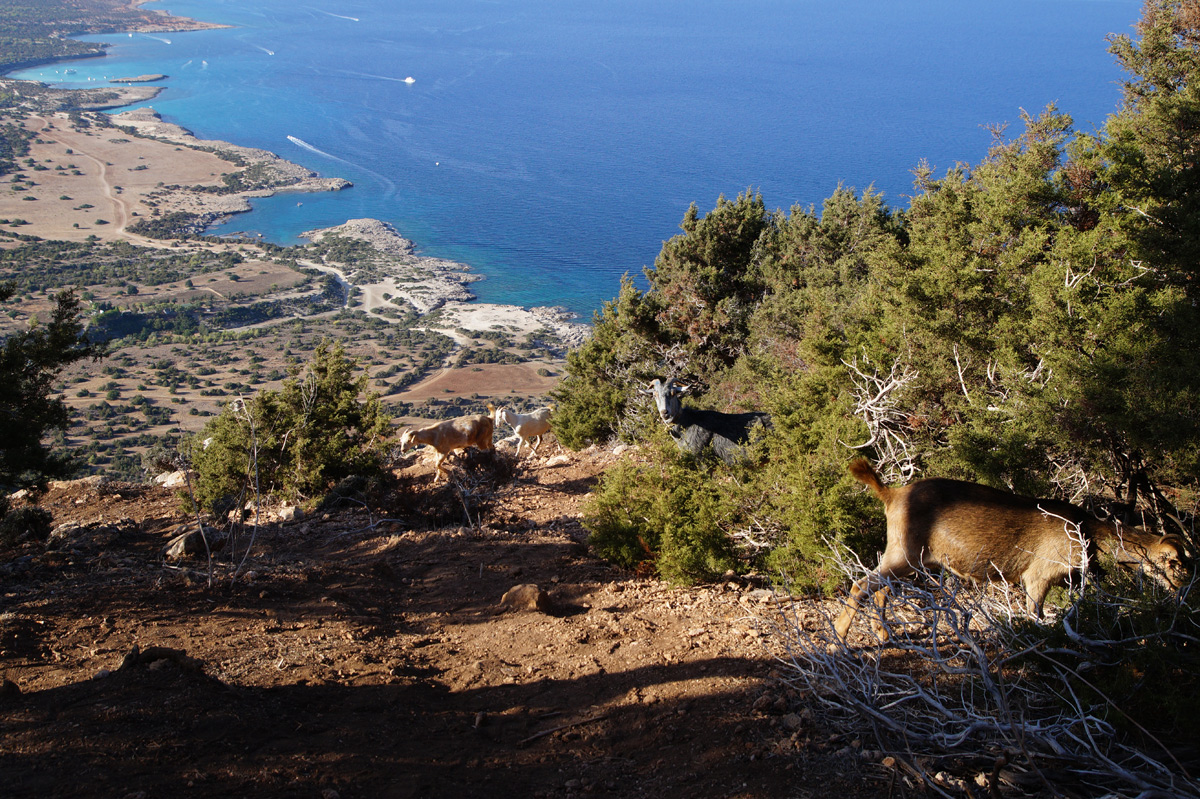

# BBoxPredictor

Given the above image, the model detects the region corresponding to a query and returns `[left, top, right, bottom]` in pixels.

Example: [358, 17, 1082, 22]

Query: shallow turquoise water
[14, 0, 1138, 316]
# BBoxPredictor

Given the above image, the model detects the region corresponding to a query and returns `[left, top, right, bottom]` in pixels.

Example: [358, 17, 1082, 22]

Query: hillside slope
[0, 446, 883, 799]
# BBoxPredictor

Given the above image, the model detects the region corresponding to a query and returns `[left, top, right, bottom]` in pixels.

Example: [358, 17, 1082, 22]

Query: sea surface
[15, 0, 1139, 317]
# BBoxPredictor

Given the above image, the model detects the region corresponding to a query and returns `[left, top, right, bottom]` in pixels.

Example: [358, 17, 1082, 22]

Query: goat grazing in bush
[642, 378, 770, 465]
[489, 404, 553, 458]
[834, 458, 1189, 642]
[398, 413, 494, 482]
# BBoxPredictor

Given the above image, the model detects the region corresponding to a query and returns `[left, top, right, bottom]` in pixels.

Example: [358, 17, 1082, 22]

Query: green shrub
[0, 505, 52, 547]
[583, 430, 741, 584]
[186, 341, 391, 513]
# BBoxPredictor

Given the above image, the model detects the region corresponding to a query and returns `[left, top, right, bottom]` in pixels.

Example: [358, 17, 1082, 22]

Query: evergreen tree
[643, 190, 771, 374]
[188, 342, 391, 511]
[0, 284, 101, 494]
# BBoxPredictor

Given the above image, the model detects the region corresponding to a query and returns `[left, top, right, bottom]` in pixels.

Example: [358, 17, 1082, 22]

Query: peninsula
[0, 1, 586, 477]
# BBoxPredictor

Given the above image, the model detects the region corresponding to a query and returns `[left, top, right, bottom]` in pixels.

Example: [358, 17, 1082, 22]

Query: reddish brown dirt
[0, 447, 888, 799]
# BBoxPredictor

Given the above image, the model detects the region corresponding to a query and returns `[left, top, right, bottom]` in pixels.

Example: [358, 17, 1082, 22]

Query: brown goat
[398, 413, 494, 482]
[834, 459, 1188, 641]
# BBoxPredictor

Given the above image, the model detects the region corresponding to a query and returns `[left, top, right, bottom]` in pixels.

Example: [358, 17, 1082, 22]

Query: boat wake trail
[313, 8, 360, 22]
[335, 69, 416, 84]
[140, 34, 172, 45]
[286, 135, 397, 199]
[287, 135, 343, 161]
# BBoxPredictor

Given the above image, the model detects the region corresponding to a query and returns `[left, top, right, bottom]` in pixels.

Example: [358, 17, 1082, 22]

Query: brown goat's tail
[848, 458, 891, 502]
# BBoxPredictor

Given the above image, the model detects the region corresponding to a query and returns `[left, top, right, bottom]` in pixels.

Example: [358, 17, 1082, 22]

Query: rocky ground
[0, 444, 894, 799]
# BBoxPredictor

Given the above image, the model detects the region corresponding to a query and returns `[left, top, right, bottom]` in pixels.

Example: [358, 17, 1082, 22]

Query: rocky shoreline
[107, 108, 590, 345]
[1, 2, 592, 350]
[300, 218, 589, 348]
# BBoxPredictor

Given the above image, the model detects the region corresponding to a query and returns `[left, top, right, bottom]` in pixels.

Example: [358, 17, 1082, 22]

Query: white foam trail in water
[288, 133, 397, 199]
[140, 34, 172, 44]
[313, 8, 359, 22]
[287, 135, 341, 160]
[334, 69, 417, 84]
[254, 45, 276, 56]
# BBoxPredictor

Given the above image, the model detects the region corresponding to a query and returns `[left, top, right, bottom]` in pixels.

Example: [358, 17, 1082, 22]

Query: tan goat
[834, 459, 1188, 642]
[398, 413, 494, 482]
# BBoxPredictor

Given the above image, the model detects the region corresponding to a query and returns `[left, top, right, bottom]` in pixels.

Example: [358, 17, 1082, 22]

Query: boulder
[500, 584, 553, 614]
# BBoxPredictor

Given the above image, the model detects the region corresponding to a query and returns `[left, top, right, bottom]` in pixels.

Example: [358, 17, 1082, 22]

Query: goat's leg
[529, 435, 541, 456]
[833, 574, 880, 641]
[834, 558, 913, 643]
[1021, 576, 1051, 618]
[868, 585, 893, 642]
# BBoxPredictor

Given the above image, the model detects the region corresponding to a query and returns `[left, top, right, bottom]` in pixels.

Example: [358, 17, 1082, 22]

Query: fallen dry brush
[769, 552, 1200, 798]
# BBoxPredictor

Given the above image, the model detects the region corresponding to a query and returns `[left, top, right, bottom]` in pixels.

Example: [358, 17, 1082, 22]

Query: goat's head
[1115, 531, 1191, 591]
[642, 378, 688, 424]
[398, 428, 416, 453]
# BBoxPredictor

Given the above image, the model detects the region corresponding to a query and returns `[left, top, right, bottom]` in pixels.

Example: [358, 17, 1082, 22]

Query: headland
[0, 1, 587, 475]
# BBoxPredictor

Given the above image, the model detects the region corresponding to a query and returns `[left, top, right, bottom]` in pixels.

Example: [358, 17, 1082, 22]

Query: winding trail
[25, 113, 195, 250]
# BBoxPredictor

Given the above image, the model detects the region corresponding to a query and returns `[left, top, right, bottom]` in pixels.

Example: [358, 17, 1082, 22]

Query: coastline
[0, 2, 591, 349]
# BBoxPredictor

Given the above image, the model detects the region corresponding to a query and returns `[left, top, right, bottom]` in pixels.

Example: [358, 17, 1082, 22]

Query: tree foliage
[0, 284, 100, 495]
[187, 342, 391, 513]
[560, 0, 1200, 589]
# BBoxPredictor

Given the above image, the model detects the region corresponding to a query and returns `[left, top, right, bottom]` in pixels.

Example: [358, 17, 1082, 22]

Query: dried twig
[768, 543, 1200, 798]
[518, 713, 610, 747]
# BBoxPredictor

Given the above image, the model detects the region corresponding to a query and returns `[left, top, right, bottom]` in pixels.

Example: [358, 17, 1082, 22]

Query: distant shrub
[186, 341, 392, 513]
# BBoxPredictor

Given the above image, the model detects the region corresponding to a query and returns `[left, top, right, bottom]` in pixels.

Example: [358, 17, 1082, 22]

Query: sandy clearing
[0, 113, 230, 245]
[396, 362, 559, 405]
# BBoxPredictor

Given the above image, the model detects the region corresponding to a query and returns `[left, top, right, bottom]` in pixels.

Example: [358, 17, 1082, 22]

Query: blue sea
[14, 0, 1138, 317]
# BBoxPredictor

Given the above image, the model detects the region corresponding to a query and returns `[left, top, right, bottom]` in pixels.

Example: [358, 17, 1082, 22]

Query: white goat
[489, 404, 553, 458]
[399, 413, 494, 481]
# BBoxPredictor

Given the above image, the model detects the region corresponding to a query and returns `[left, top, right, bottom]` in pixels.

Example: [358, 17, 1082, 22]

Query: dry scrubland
[0, 72, 895, 799]
[0, 105, 583, 475]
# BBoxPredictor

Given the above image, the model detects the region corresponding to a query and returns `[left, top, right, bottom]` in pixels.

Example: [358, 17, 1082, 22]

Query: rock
[746, 588, 776, 604]
[500, 584, 553, 613]
[545, 454, 571, 468]
[278, 505, 304, 523]
[1, 678, 21, 696]
[781, 713, 804, 732]
[117, 644, 205, 674]
[48, 475, 108, 492]
[153, 470, 193, 488]
[47, 519, 134, 551]
[163, 526, 223, 561]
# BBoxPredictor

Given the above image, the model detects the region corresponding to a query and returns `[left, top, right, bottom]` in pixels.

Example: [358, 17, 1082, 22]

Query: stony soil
[0, 445, 892, 799]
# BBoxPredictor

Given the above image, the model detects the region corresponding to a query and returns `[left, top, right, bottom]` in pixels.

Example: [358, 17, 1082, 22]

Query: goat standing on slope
[834, 458, 1189, 642]
[398, 413, 494, 482]
[642, 378, 771, 465]
[489, 404, 553, 458]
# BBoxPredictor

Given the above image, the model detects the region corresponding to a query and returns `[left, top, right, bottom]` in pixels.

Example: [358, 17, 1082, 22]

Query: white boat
[404, 76, 415, 84]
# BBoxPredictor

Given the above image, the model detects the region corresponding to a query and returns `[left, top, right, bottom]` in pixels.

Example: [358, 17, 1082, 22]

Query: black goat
[642, 378, 771, 465]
